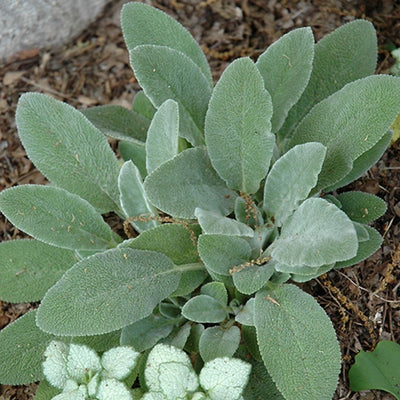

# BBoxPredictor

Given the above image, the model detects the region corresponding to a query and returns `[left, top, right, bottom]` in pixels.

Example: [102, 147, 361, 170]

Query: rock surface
[0, 0, 109, 62]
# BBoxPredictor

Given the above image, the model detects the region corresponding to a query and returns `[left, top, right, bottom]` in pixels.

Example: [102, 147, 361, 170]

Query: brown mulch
[1, 1, 400, 399]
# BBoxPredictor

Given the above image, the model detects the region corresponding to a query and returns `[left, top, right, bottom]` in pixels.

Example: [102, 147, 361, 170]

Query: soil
[0, 1, 400, 399]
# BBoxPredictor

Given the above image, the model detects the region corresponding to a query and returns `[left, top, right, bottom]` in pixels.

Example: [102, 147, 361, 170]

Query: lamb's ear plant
[0, 3, 399, 399]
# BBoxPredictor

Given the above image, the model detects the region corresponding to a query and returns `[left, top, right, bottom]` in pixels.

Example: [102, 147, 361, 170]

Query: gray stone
[0, 0, 109, 62]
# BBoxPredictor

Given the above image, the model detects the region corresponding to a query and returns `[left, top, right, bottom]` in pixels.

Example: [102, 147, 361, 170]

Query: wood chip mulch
[1, 1, 400, 399]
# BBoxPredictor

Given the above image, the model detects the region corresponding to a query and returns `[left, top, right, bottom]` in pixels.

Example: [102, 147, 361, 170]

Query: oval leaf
[272, 198, 358, 267]
[0, 185, 119, 251]
[146, 99, 179, 174]
[205, 57, 274, 194]
[130, 45, 212, 146]
[121, 2, 212, 83]
[255, 284, 341, 400]
[0, 310, 55, 384]
[16, 93, 121, 213]
[36, 248, 181, 336]
[144, 147, 236, 219]
[263, 142, 326, 226]
[118, 160, 159, 233]
[290, 75, 400, 190]
[0, 239, 77, 302]
[182, 295, 227, 323]
[256, 27, 314, 132]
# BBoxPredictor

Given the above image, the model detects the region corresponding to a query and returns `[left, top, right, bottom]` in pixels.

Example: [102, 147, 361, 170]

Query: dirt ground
[0, 1, 400, 399]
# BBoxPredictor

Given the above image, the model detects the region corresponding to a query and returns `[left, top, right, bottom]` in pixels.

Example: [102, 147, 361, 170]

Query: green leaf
[144, 147, 236, 219]
[36, 249, 181, 336]
[132, 90, 156, 119]
[326, 131, 392, 191]
[195, 208, 254, 237]
[279, 19, 377, 144]
[353, 222, 370, 242]
[120, 314, 174, 352]
[198, 234, 252, 276]
[205, 57, 274, 194]
[0, 239, 77, 302]
[235, 298, 255, 326]
[81, 105, 150, 142]
[182, 295, 227, 323]
[349, 341, 400, 399]
[200, 282, 228, 306]
[16, 93, 121, 213]
[272, 198, 358, 267]
[199, 326, 241, 362]
[34, 379, 61, 400]
[130, 45, 212, 146]
[256, 27, 314, 132]
[255, 284, 341, 400]
[242, 326, 262, 361]
[290, 75, 400, 190]
[232, 261, 275, 295]
[121, 2, 212, 83]
[335, 225, 383, 269]
[199, 357, 252, 400]
[263, 142, 326, 226]
[0, 310, 55, 384]
[336, 191, 387, 223]
[118, 140, 147, 179]
[162, 322, 192, 349]
[289, 264, 334, 283]
[118, 160, 159, 233]
[146, 99, 179, 174]
[71, 331, 121, 353]
[0, 185, 120, 251]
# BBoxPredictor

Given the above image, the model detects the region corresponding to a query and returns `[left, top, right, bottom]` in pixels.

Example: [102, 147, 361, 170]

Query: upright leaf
[255, 285, 341, 400]
[0, 185, 120, 251]
[279, 19, 377, 143]
[256, 27, 314, 132]
[36, 249, 181, 336]
[118, 139, 147, 178]
[0, 310, 55, 384]
[146, 99, 179, 174]
[132, 90, 156, 119]
[118, 161, 159, 233]
[205, 57, 274, 194]
[144, 147, 236, 219]
[349, 341, 400, 399]
[130, 45, 212, 146]
[290, 75, 400, 190]
[121, 2, 212, 83]
[263, 142, 326, 226]
[272, 198, 358, 267]
[0, 239, 77, 302]
[16, 93, 121, 213]
[81, 105, 150, 142]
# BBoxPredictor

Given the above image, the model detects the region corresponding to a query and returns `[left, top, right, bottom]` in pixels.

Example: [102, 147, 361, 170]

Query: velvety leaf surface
[255, 284, 341, 400]
[290, 76, 400, 190]
[198, 234, 252, 276]
[81, 104, 150, 142]
[0, 185, 119, 251]
[232, 261, 275, 295]
[122, 2, 212, 83]
[200, 282, 228, 306]
[130, 45, 212, 146]
[336, 191, 387, 223]
[118, 139, 147, 178]
[132, 90, 156, 119]
[0, 310, 55, 384]
[36, 249, 181, 336]
[16, 93, 121, 213]
[205, 57, 274, 194]
[279, 20, 377, 143]
[144, 147, 236, 219]
[272, 198, 358, 267]
[0, 239, 77, 302]
[263, 142, 326, 226]
[199, 326, 241, 362]
[256, 27, 314, 132]
[146, 99, 179, 174]
[182, 295, 227, 323]
[349, 341, 400, 399]
[118, 160, 159, 232]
